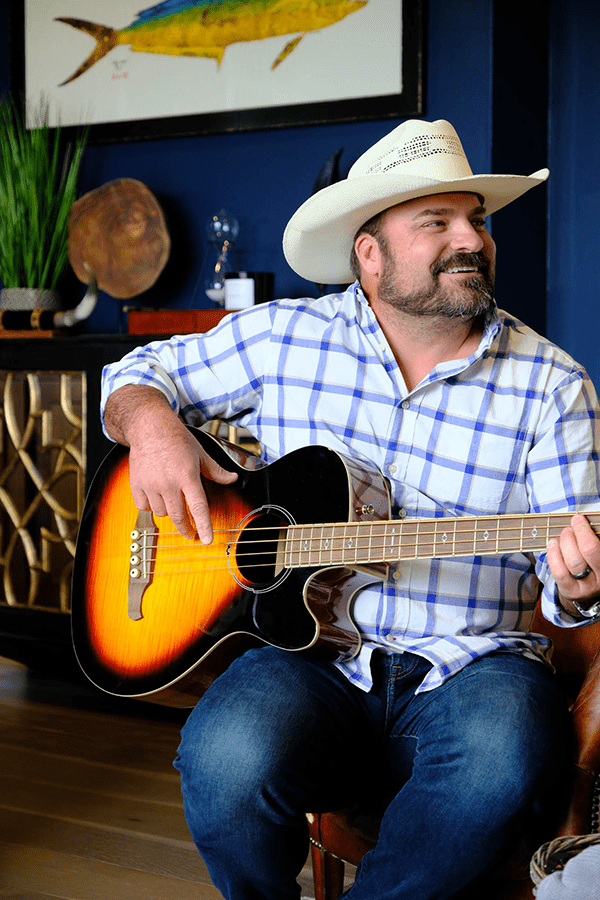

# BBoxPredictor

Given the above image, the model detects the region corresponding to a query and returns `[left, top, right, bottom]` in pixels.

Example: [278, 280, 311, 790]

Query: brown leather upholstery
[307, 611, 600, 900]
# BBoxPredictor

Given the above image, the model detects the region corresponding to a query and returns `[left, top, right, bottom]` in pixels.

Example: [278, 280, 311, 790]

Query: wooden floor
[0, 656, 318, 900]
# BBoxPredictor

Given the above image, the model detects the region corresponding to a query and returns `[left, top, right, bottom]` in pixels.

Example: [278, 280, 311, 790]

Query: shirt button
[401, 400, 410, 410]
[380, 343, 386, 353]
[388, 464, 397, 474]
[398, 508, 408, 518]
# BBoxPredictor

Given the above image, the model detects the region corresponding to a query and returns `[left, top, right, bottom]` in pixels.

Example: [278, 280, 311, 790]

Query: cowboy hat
[283, 119, 549, 285]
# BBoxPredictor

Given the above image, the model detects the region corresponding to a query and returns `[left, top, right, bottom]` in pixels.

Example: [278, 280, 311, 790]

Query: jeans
[174, 646, 568, 900]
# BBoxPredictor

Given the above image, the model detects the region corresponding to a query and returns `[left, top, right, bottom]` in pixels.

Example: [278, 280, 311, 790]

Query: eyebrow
[413, 205, 487, 219]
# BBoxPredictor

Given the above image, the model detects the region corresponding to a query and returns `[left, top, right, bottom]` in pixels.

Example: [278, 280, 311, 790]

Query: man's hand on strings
[103, 384, 238, 542]
[547, 513, 600, 615]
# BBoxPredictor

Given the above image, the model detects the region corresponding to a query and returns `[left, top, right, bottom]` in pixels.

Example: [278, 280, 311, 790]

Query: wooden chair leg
[310, 840, 345, 900]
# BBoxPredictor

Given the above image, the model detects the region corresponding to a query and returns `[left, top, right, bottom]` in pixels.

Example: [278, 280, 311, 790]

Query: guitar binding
[228, 504, 296, 593]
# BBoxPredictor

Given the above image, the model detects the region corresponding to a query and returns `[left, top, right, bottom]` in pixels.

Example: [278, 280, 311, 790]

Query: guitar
[72, 427, 594, 708]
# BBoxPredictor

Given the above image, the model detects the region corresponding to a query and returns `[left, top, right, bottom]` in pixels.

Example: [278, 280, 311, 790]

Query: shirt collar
[351, 279, 501, 359]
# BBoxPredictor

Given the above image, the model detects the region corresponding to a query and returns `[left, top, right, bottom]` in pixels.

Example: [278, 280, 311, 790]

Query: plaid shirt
[101, 283, 600, 693]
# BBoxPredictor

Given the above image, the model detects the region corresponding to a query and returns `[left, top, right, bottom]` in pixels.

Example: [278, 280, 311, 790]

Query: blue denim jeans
[174, 647, 567, 900]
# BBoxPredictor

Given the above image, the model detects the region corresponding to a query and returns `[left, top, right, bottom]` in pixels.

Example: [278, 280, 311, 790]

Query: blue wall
[546, 0, 600, 389]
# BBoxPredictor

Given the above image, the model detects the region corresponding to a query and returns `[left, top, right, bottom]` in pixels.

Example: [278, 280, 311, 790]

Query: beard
[378, 248, 496, 324]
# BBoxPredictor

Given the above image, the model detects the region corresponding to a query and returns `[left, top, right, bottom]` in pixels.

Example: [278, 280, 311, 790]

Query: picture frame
[13, 0, 424, 142]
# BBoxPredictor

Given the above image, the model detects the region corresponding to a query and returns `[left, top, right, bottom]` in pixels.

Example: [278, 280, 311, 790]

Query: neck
[368, 294, 484, 392]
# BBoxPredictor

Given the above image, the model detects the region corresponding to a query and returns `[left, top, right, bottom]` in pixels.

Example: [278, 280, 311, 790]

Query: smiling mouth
[434, 253, 489, 277]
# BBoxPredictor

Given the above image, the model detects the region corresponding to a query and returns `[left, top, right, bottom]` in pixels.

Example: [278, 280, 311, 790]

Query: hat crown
[349, 119, 474, 182]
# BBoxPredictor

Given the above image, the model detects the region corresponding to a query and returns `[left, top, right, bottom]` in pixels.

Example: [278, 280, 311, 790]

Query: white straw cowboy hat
[283, 119, 549, 285]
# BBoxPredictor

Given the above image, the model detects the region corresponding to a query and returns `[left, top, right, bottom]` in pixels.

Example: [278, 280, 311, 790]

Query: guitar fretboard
[284, 512, 600, 569]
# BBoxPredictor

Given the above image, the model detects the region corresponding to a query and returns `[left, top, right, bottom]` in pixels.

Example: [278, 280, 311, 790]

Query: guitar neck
[285, 511, 600, 569]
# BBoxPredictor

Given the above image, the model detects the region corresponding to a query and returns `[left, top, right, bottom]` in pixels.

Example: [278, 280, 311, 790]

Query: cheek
[483, 235, 497, 265]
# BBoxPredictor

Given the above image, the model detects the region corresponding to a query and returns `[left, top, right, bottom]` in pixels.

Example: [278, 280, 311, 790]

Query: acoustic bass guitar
[71, 428, 592, 707]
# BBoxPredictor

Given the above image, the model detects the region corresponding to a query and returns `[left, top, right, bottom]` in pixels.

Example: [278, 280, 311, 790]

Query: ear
[354, 233, 383, 277]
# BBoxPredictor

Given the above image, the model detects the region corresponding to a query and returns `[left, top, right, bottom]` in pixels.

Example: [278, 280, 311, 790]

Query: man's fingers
[200, 452, 239, 486]
[570, 514, 600, 563]
[131, 486, 152, 513]
[127, 428, 240, 543]
[547, 515, 600, 614]
[554, 525, 587, 578]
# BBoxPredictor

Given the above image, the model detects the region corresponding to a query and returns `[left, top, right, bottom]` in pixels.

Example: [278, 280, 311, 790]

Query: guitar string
[143, 518, 590, 545]
[146, 509, 600, 544]
[123, 515, 600, 577]
[125, 528, 574, 577]
[147, 514, 598, 539]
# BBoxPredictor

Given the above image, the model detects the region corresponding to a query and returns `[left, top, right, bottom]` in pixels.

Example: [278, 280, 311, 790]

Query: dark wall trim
[491, 0, 549, 335]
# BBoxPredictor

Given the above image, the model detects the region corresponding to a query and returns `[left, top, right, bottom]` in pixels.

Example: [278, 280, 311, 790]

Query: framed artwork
[14, 0, 424, 142]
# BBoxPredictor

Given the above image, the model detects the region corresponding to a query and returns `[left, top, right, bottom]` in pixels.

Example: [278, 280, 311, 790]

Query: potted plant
[0, 95, 87, 311]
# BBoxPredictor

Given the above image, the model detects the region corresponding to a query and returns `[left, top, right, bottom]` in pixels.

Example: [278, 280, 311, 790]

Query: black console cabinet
[0, 335, 159, 673]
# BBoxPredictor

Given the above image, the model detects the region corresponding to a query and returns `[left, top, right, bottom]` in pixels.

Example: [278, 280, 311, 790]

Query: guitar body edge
[71, 428, 392, 707]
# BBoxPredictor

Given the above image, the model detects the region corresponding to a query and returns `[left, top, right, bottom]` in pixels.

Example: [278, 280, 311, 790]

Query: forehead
[390, 191, 486, 218]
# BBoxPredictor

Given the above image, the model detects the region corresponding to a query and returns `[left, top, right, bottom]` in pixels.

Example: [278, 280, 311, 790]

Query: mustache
[431, 252, 491, 277]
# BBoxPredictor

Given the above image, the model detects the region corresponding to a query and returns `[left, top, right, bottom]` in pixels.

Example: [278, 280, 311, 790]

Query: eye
[471, 218, 488, 231]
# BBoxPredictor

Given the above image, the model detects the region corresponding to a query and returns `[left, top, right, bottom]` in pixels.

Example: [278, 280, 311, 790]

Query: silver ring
[572, 565, 592, 580]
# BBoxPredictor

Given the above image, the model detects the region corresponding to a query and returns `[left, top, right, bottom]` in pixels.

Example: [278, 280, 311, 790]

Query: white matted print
[21, 0, 423, 138]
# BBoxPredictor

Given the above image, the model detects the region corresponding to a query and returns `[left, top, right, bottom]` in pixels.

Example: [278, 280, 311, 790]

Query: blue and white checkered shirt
[101, 283, 600, 693]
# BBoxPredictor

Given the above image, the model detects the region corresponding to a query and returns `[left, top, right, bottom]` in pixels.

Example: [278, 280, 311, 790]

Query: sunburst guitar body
[71, 429, 390, 707]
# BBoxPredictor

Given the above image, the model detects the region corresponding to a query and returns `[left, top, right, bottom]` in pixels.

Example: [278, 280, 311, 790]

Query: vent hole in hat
[366, 134, 465, 174]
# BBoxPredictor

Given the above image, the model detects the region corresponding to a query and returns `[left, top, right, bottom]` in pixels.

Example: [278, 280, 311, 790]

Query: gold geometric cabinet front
[0, 371, 86, 613]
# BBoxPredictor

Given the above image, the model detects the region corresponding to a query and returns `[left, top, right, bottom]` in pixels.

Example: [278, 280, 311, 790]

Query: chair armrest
[557, 648, 600, 835]
[571, 647, 600, 774]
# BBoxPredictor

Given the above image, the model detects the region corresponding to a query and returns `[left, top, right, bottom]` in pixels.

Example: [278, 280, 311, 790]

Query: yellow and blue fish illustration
[56, 0, 368, 84]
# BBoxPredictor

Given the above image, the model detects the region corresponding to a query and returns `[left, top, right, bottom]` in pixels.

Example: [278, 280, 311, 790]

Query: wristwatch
[572, 598, 600, 619]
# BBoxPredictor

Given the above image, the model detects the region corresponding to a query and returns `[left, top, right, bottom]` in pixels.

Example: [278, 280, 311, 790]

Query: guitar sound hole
[236, 511, 287, 589]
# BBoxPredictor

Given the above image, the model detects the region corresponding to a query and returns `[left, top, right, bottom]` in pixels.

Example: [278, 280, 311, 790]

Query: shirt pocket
[405, 413, 532, 516]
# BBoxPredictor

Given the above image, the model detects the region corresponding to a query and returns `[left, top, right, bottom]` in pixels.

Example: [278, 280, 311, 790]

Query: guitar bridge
[127, 509, 156, 620]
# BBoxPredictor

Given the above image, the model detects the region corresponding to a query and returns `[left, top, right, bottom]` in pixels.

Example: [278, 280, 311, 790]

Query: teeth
[445, 266, 477, 274]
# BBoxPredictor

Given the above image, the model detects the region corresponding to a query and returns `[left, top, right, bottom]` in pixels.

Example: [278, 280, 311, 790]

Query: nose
[449, 218, 485, 252]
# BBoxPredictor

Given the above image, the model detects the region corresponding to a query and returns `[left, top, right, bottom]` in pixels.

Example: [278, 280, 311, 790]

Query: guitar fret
[344, 523, 357, 565]
[496, 517, 524, 553]
[387, 523, 398, 558]
[474, 517, 498, 555]
[399, 521, 416, 557]
[333, 524, 348, 564]
[521, 516, 543, 552]
[434, 519, 455, 557]
[455, 518, 476, 556]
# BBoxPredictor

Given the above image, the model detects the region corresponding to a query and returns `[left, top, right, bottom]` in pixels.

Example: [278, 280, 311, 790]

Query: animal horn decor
[56, 0, 368, 84]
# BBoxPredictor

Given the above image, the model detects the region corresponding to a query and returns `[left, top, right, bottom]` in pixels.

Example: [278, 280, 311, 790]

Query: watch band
[572, 598, 600, 619]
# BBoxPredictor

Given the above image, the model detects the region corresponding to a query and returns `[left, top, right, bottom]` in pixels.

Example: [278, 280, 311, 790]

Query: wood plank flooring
[0, 656, 318, 900]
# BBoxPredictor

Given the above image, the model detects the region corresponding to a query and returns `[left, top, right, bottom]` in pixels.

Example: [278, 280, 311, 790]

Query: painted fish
[56, 0, 368, 84]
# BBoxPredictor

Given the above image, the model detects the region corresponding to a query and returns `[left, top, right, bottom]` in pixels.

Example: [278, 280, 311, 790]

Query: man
[101, 119, 600, 900]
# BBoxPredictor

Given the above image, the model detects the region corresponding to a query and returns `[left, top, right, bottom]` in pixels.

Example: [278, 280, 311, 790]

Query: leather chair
[307, 606, 600, 900]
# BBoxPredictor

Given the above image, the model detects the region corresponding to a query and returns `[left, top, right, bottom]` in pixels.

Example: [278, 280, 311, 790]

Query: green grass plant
[0, 95, 87, 290]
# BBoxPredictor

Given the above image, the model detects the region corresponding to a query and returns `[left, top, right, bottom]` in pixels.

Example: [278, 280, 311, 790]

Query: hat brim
[283, 169, 549, 285]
